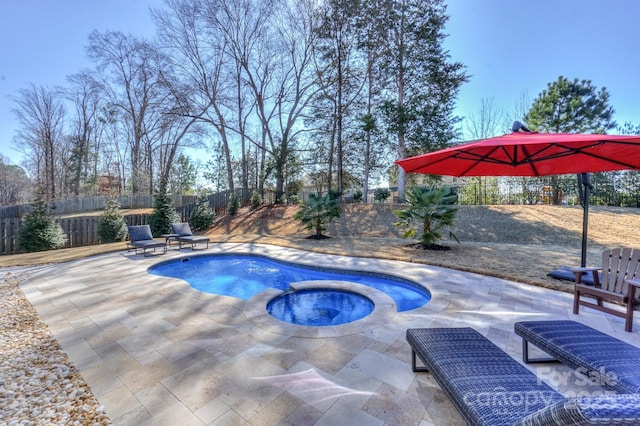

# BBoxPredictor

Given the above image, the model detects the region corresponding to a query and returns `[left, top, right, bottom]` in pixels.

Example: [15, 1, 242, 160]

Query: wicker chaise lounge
[407, 327, 640, 425]
[170, 222, 210, 250]
[515, 320, 640, 394]
[127, 225, 167, 256]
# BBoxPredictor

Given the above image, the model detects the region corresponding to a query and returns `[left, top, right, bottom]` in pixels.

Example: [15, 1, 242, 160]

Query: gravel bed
[0, 271, 111, 425]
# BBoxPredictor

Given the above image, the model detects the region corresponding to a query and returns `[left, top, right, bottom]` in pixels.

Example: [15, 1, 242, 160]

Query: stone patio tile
[89, 308, 131, 329]
[284, 361, 373, 412]
[110, 405, 152, 426]
[84, 373, 124, 398]
[421, 389, 465, 426]
[73, 353, 103, 371]
[161, 363, 224, 411]
[194, 398, 231, 424]
[306, 344, 357, 375]
[157, 340, 202, 362]
[248, 392, 302, 426]
[100, 384, 141, 420]
[140, 401, 205, 426]
[346, 348, 415, 392]
[325, 334, 373, 355]
[281, 402, 324, 425]
[363, 382, 425, 426]
[61, 339, 98, 364]
[135, 383, 181, 414]
[55, 322, 102, 347]
[119, 353, 177, 394]
[82, 344, 141, 381]
[117, 330, 173, 360]
[217, 377, 287, 421]
[121, 311, 176, 332]
[86, 323, 133, 348]
[315, 397, 384, 426]
[68, 315, 95, 329]
[262, 341, 311, 371]
[209, 409, 251, 426]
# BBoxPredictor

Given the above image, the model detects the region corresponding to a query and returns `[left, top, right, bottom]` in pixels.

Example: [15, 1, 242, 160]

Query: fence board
[0, 218, 19, 254]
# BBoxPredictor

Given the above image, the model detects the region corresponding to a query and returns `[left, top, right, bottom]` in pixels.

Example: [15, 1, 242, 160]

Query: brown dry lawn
[3, 204, 640, 294]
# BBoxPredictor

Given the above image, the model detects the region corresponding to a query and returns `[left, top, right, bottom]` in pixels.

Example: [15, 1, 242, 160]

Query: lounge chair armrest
[571, 267, 602, 285]
[570, 266, 601, 273]
[626, 279, 640, 288]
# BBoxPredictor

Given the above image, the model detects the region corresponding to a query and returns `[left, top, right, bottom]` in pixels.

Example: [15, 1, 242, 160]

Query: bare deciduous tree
[12, 84, 66, 200]
[153, 0, 237, 192]
[65, 70, 105, 196]
[0, 155, 31, 205]
[87, 30, 166, 193]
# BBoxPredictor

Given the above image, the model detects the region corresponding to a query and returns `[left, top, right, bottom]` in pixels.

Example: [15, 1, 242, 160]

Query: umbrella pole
[580, 173, 592, 268]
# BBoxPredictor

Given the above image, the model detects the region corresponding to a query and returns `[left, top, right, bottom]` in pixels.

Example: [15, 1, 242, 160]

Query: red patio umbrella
[395, 122, 640, 269]
[397, 127, 640, 177]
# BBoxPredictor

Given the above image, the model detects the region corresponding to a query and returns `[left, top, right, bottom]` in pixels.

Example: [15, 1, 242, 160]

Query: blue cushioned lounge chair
[127, 225, 167, 256]
[170, 222, 210, 250]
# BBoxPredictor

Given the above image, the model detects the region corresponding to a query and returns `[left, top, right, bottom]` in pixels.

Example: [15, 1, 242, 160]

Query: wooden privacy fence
[0, 194, 198, 219]
[0, 188, 259, 255]
[0, 214, 149, 255]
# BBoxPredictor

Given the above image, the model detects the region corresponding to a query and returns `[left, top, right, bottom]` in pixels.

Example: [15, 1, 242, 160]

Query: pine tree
[379, 0, 468, 201]
[19, 198, 67, 252]
[251, 190, 263, 209]
[227, 193, 240, 216]
[98, 195, 128, 243]
[189, 196, 215, 231]
[147, 181, 179, 236]
[526, 76, 616, 204]
[526, 76, 615, 134]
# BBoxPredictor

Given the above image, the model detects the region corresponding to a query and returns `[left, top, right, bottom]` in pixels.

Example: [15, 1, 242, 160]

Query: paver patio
[18, 243, 640, 425]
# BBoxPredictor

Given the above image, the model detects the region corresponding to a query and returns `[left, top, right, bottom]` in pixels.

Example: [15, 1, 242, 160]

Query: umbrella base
[547, 266, 599, 285]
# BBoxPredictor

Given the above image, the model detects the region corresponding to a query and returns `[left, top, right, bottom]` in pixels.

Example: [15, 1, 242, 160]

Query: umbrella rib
[556, 142, 640, 169]
[454, 146, 506, 175]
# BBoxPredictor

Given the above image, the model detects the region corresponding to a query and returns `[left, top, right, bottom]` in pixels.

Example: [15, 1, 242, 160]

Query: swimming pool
[148, 253, 431, 312]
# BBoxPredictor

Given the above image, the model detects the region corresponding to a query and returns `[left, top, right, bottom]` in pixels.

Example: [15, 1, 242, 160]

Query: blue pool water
[267, 289, 375, 326]
[148, 254, 431, 312]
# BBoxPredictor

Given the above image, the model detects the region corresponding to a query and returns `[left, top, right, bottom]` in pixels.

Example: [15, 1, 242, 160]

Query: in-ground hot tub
[267, 288, 375, 326]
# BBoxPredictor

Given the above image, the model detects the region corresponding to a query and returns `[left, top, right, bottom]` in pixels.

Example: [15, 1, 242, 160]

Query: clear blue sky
[444, 0, 639, 134]
[1, 0, 638, 166]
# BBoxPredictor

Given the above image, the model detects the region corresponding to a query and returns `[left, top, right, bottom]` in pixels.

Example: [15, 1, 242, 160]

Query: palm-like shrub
[393, 186, 460, 247]
[189, 196, 215, 231]
[98, 196, 127, 243]
[374, 187, 391, 203]
[19, 199, 67, 252]
[293, 193, 341, 239]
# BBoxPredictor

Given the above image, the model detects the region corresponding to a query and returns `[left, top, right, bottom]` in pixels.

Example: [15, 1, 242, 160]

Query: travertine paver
[19, 243, 640, 425]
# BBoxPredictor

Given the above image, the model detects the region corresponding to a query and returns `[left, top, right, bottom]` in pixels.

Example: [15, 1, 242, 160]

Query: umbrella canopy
[396, 131, 640, 177]
[395, 124, 640, 269]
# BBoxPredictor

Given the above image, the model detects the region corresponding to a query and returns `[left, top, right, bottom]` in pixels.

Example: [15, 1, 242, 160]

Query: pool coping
[243, 280, 398, 338]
